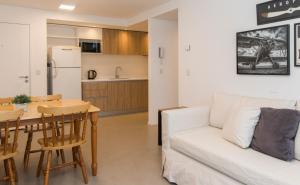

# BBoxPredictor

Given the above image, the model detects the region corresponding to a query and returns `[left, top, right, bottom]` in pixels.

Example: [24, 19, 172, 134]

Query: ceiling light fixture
[59, 4, 76, 11]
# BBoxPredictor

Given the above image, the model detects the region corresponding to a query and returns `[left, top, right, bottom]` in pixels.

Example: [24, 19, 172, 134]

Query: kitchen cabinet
[76, 27, 102, 40]
[102, 28, 148, 56]
[140, 32, 148, 56]
[82, 82, 108, 111]
[82, 80, 148, 115]
[102, 29, 119, 54]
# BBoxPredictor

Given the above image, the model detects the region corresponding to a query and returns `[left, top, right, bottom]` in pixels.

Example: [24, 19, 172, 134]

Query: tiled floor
[4, 112, 170, 185]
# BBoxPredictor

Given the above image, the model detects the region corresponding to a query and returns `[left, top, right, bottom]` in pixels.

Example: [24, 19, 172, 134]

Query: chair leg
[4, 159, 9, 177]
[72, 147, 77, 168]
[11, 158, 18, 182]
[37, 151, 45, 177]
[7, 159, 16, 185]
[44, 151, 52, 185]
[60, 149, 66, 163]
[24, 132, 33, 169]
[77, 146, 88, 184]
[56, 150, 60, 158]
[55, 124, 61, 160]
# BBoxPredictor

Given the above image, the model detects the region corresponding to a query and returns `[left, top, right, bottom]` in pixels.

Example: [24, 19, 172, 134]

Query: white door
[53, 68, 82, 99]
[0, 23, 30, 97]
[52, 46, 81, 67]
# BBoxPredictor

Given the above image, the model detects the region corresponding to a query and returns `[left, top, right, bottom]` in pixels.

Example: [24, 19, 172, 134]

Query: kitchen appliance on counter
[88, 70, 97, 80]
[47, 46, 82, 99]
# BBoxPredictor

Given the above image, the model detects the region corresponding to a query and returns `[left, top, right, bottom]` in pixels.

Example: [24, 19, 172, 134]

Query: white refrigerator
[48, 46, 82, 99]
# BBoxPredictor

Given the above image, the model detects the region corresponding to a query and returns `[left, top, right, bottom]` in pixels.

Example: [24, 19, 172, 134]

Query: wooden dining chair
[36, 103, 90, 185]
[0, 109, 23, 185]
[31, 94, 62, 103]
[0, 98, 13, 112]
[23, 94, 62, 169]
[0, 98, 12, 105]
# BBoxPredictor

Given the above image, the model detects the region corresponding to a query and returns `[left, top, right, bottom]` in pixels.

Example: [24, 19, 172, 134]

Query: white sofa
[162, 93, 300, 185]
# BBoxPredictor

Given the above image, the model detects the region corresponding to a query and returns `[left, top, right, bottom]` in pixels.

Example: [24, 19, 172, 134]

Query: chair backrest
[0, 109, 23, 155]
[37, 103, 90, 148]
[31, 94, 62, 102]
[0, 97, 12, 105]
[0, 97, 14, 112]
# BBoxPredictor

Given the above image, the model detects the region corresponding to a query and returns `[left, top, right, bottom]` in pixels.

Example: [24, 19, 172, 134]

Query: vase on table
[14, 103, 28, 112]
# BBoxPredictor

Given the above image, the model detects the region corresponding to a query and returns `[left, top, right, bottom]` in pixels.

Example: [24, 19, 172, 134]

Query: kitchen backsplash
[81, 54, 148, 80]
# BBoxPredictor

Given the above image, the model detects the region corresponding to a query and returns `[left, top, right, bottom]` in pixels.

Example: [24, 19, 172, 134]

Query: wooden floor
[1, 112, 171, 185]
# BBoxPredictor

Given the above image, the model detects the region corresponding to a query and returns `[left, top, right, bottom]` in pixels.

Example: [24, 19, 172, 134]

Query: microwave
[79, 40, 101, 53]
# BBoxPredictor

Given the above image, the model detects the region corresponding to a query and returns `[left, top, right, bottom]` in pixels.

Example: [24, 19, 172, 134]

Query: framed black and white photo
[257, 0, 300, 25]
[236, 25, 290, 75]
[294, 23, 300, 66]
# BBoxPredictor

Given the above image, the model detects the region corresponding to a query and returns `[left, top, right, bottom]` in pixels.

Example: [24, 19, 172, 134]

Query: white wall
[148, 18, 178, 125]
[0, 6, 48, 96]
[177, 0, 300, 106]
[0, 4, 126, 96]
[81, 55, 148, 79]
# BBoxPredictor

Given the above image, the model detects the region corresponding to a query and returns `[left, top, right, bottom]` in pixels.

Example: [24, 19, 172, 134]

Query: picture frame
[294, 23, 300, 66]
[236, 25, 290, 75]
[257, 0, 300, 25]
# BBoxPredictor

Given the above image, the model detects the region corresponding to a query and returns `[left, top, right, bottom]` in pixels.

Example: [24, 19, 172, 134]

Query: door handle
[19, 76, 29, 79]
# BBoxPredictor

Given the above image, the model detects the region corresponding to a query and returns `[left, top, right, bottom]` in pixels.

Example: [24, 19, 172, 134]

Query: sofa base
[163, 149, 243, 185]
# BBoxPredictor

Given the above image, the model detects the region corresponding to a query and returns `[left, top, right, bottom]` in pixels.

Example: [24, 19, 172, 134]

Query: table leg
[90, 112, 98, 176]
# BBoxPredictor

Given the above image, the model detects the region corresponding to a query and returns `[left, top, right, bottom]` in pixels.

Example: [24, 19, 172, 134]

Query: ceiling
[128, 21, 148, 32]
[155, 9, 178, 21]
[0, 0, 171, 19]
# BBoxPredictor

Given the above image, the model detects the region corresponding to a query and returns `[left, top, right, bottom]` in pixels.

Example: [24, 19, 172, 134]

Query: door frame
[0, 22, 31, 95]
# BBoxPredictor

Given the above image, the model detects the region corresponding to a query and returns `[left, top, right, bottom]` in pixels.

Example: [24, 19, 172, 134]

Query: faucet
[115, 66, 122, 79]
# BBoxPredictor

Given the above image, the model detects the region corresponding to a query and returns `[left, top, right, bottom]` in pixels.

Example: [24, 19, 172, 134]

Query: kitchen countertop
[82, 77, 148, 82]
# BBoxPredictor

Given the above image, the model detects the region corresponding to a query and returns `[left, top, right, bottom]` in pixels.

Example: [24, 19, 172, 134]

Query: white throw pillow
[209, 92, 242, 129]
[222, 106, 261, 149]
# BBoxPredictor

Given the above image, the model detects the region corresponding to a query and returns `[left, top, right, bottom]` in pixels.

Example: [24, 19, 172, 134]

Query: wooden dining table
[1, 99, 100, 176]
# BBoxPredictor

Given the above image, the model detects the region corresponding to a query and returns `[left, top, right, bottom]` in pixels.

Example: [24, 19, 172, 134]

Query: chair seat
[0, 144, 17, 160]
[37, 135, 86, 150]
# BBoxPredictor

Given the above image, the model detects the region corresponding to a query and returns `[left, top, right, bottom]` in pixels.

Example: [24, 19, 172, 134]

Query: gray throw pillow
[251, 108, 300, 161]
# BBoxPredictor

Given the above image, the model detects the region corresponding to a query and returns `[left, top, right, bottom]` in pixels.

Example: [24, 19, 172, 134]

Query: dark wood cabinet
[82, 80, 148, 115]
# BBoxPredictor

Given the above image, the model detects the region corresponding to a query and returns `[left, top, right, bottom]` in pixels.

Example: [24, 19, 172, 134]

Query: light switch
[160, 69, 163, 74]
[186, 69, 191, 76]
[36, 70, 41, 75]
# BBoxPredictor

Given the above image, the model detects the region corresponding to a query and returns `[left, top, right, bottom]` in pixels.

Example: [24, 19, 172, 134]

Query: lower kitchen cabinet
[82, 80, 148, 115]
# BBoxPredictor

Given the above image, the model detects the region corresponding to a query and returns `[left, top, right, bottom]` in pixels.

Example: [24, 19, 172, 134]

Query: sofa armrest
[162, 106, 210, 149]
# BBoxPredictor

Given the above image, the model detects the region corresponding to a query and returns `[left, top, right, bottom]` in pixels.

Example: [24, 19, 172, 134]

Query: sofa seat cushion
[170, 126, 300, 185]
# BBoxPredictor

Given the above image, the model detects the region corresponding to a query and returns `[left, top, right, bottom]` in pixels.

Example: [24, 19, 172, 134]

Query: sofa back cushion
[240, 96, 296, 109]
[209, 93, 242, 128]
[209, 93, 296, 129]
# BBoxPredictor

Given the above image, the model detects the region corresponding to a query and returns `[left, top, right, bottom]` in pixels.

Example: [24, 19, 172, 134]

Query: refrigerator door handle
[52, 59, 58, 78]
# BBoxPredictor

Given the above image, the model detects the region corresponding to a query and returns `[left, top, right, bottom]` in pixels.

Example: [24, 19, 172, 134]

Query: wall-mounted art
[236, 25, 290, 75]
[257, 0, 300, 25]
[294, 23, 300, 66]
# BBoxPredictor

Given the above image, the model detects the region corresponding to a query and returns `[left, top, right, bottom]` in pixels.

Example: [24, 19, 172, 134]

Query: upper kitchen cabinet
[47, 24, 103, 47]
[102, 28, 120, 54]
[102, 28, 148, 56]
[140, 32, 148, 56]
[76, 27, 102, 40]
